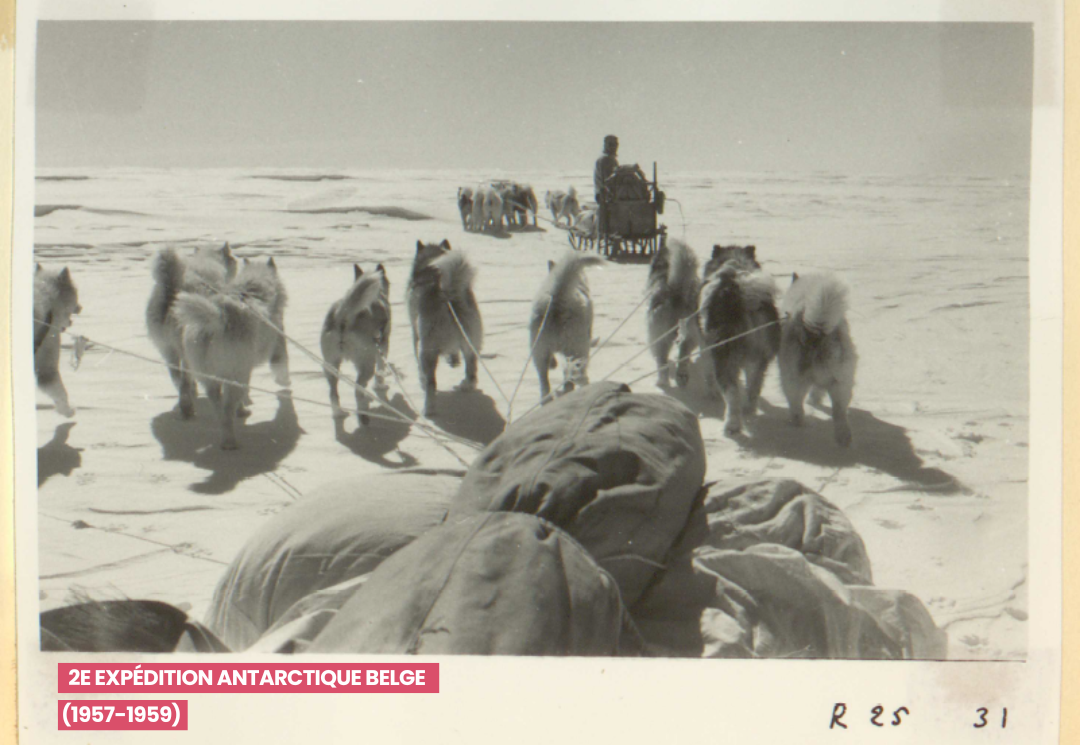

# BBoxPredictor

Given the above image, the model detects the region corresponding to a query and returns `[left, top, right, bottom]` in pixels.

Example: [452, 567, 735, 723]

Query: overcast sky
[35, 22, 1033, 176]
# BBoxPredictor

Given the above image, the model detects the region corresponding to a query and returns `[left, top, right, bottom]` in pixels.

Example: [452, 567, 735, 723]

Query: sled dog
[457, 187, 474, 231]
[406, 240, 484, 417]
[320, 263, 392, 425]
[698, 245, 781, 435]
[34, 264, 82, 417]
[778, 272, 858, 447]
[172, 257, 291, 449]
[529, 249, 606, 402]
[545, 187, 581, 227]
[146, 243, 239, 418]
[646, 238, 701, 388]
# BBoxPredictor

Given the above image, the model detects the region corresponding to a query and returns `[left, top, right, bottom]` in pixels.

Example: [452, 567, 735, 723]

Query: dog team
[646, 239, 857, 446]
[458, 181, 539, 233]
[457, 180, 591, 235]
[35, 234, 857, 450]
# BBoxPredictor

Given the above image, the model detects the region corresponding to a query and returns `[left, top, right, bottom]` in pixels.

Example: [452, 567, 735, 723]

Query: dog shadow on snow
[150, 391, 303, 495]
[430, 390, 506, 447]
[38, 422, 83, 487]
[745, 400, 965, 494]
[506, 224, 547, 235]
[472, 227, 513, 240]
[651, 358, 964, 494]
[332, 393, 420, 470]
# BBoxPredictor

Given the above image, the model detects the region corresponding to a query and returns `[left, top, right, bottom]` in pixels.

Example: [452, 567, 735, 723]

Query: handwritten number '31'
[974, 708, 1008, 729]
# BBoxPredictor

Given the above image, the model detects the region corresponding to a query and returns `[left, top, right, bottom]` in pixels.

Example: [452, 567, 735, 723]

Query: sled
[566, 162, 667, 263]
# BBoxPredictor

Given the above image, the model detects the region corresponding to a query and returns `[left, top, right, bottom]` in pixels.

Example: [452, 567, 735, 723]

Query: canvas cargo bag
[308, 512, 645, 655]
[450, 381, 707, 608]
[205, 471, 459, 651]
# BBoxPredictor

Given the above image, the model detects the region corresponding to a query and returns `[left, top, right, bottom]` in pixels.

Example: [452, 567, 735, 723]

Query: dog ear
[376, 263, 386, 275]
[547, 260, 556, 272]
[416, 240, 424, 253]
[354, 264, 363, 280]
[267, 257, 277, 272]
[711, 245, 724, 259]
[439, 239, 452, 251]
[746, 245, 757, 261]
[58, 267, 73, 285]
[791, 272, 799, 284]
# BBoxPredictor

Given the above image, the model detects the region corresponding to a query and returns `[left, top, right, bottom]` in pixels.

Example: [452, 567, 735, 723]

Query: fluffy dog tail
[172, 290, 258, 349]
[152, 248, 186, 305]
[430, 250, 478, 297]
[172, 293, 231, 341]
[539, 249, 606, 305]
[341, 274, 386, 318]
[739, 270, 779, 309]
[782, 273, 849, 334]
[648, 238, 699, 299]
[665, 238, 699, 294]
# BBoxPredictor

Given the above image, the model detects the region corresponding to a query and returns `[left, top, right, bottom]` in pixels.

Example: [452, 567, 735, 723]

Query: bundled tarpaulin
[693, 479, 948, 659]
[308, 512, 645, 656]
[204, 471, 460, 651]
[450, 381, 707, 609]
[701, 479, 874, 586]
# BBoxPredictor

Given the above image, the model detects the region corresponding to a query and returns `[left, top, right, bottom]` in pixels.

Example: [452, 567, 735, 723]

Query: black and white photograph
[13, 1, 1065, 742]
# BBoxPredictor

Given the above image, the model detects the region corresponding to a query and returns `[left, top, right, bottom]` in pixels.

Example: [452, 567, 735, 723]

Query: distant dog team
[460, 181, 537, 233]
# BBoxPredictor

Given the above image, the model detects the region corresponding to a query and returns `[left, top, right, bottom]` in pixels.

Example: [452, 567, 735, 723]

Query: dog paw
[58, 405, 76, 418]
[331, 406, 348, 420]
[454, 379, 477, 393]
[724, 421, 742, 437]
